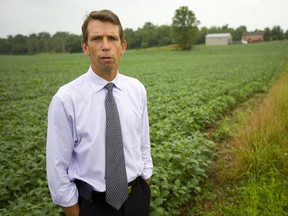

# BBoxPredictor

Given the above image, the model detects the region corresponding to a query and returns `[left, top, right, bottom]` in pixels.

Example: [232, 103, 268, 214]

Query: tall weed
[215, 62, 288, 215]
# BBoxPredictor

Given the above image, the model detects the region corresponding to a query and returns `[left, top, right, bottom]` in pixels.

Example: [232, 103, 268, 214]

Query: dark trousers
[78, 177, 151, 216]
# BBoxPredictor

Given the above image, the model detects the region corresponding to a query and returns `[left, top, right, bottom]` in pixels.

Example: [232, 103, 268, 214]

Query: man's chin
[102, 67, 114, 74]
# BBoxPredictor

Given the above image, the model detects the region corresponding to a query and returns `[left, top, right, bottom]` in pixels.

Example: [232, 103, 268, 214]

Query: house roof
[206, 33, 232, 38]
[242, 31, 265, 36]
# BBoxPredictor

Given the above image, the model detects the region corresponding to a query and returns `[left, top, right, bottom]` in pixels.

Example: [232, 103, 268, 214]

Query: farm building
[205, 33, 232, 45]
[242, 31, 265, 43]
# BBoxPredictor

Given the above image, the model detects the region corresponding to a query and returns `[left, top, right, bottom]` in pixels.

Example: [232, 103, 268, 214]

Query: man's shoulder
[119, 73, 145, 89]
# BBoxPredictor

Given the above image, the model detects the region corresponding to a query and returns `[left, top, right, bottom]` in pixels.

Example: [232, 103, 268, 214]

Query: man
[46, 10, 153, 216]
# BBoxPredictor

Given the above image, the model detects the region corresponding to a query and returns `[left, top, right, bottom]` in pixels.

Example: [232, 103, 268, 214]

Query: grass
[1, 41, 288, 215]
[226, 60, 288, 179]
[183, 60, 288, 215]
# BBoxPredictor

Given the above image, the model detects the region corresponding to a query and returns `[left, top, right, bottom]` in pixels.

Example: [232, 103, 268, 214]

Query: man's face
[82, 20, 127, 80]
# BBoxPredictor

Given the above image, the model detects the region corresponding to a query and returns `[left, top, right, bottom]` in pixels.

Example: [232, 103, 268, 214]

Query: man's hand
[62, 204, 80, 216]
[145, 178, 150, 185]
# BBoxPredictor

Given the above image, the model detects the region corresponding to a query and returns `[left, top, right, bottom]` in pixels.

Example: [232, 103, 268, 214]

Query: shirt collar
[86, 67, 124, 92]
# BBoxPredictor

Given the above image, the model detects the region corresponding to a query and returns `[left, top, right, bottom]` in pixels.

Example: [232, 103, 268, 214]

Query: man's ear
[81, 40, 90, 56]
[121, 40, 127, 55]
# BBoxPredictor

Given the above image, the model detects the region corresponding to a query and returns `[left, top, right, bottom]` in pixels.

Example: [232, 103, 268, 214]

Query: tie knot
[105, 83, 114, 93]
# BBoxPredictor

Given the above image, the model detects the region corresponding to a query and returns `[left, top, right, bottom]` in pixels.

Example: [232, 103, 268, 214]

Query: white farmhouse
[205, 33, 232, 45]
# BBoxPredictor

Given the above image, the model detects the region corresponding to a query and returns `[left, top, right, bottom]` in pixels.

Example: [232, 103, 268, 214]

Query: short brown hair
[81, 10, 124, 43]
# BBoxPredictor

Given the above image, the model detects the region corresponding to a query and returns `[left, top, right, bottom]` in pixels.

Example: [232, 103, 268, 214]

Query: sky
[0, 0, 288, 38]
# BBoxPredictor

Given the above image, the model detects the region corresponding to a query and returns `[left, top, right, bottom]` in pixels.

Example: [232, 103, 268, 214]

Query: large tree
[172, 6, 199, 50]
[233, 25, 247, 41]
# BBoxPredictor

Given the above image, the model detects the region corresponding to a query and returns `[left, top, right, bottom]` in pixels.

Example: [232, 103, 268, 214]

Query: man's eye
[94, 37, 101, 41]
[109, 36, 118, 41]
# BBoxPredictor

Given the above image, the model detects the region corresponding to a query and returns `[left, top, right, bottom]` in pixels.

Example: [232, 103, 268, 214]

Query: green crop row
[122, 41, 288, 215]
[0, 41, 287, 215]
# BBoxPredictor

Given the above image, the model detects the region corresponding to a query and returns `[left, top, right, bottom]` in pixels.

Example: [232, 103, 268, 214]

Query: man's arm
[140, 89, 153, 180]
[46, 96, 79, 207]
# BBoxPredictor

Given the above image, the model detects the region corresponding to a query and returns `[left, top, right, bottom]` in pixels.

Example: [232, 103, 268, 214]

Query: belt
[91, 177, 138, 200]
[127, 177, 138, 193]
[75, 177, 139, 202]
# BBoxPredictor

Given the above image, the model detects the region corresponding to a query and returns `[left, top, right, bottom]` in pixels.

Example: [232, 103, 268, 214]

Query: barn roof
[242, 31, 265, 36]
[206, 33, 232, 38]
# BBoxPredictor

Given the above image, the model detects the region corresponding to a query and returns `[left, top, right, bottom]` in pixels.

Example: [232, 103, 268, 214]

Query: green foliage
[150, 133, 215, 215]
[125, 23, 173, 49]
[228, 63, 288, 179]
[0, 32, 82, 55]
[1, 24, 287, 54]
[172, 6, 199, 50]
[0, 41, 288, 215]
[0, 54, 87, 214]
[223, 173, 288, 216]
[185, 60, 288, 215]
[186, 171, 288, 216]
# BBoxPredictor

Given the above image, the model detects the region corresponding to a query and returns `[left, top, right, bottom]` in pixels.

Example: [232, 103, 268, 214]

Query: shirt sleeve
[46, 95, 79, 207]
[140, 89, 153, 180]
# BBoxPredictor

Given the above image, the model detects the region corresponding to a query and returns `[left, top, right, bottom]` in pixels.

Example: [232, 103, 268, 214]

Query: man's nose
[102, 38, 110, 51]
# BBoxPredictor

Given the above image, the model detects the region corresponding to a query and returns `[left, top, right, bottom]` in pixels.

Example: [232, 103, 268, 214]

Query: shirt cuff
[53, 183, 79, 207]
[141, 167, 153, 180]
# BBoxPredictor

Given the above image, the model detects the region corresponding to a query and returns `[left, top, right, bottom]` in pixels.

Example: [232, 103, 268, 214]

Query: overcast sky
[1, 0, 288, 38]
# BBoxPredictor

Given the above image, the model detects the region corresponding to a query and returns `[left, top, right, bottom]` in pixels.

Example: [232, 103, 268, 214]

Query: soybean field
[0, 41, 288, 215]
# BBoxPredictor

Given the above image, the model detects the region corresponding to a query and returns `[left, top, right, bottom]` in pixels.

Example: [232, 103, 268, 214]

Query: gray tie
[105, 83, 128, 210]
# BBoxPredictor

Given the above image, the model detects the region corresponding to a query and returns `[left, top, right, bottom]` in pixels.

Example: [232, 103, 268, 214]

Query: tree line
[0, 32, 82, 55]
[1, 6, 287, 54]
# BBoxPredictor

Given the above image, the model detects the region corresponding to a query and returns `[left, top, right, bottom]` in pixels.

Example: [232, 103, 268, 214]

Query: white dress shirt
[46, 67, 153, 207]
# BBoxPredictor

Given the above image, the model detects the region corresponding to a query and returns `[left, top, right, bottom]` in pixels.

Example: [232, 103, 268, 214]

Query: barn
[205, 33, 232, 46]
[241, 32, 265, 43]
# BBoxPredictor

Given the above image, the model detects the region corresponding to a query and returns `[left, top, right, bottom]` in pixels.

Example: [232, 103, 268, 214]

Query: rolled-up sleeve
[46, 95, 79, 207]
[140, 90, 153, 180]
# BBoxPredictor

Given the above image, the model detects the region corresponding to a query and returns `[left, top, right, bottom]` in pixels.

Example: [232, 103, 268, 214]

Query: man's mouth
[100, 56, 113, 62]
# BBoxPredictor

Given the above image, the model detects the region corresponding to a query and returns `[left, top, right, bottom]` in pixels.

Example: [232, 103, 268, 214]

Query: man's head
[82, 10, 124, 44]
[81, 10, 127, 81]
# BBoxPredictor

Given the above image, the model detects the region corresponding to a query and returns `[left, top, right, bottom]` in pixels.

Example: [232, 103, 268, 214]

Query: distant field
[0, 41, 288, 215]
